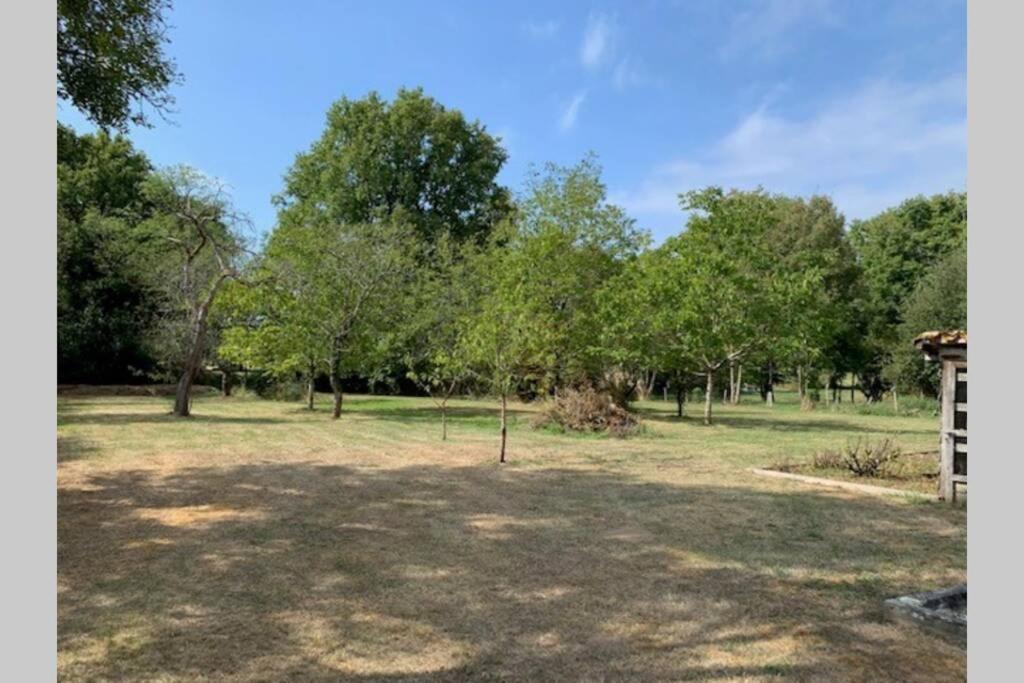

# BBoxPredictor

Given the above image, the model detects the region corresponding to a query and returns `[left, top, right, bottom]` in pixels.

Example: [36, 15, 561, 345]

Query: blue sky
[58, 0, 966, 243]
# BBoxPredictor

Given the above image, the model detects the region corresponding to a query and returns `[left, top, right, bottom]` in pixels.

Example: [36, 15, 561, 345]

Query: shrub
[812, 449, 844, 470]
[842, 437, 902, 477]
[770, 456, 800, 473]
[246, 371, 307, 402]
[532, 385, 641, 438]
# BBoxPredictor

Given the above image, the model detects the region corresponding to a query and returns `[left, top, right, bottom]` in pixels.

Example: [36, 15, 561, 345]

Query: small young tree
[460, 225, 540, 462]
[217, 267, 328, 409]
[591, 253, 658, 408]
[645, 188, 786, 425]
[764, 195, 855, 409]
[509, 156, 648, 395]
[262, 218, 416, 419]
[403, 233, 481, 439]
[142, 166, 250, 417]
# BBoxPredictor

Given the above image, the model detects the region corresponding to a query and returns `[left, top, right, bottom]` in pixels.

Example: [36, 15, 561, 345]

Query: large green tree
[646, 188, 812, 424]
[254, 218, 418, 419]
[277, 88, 511, 244]
[57, 124, 162, 383]
[765, 195, 858, 405]
[504, 156, 647, 396]
[58, 0, 182, 130]
[849, 192, 967, 398]
[885, 247, 967, 398]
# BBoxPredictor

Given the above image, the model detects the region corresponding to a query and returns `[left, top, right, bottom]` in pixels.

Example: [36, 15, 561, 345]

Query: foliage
[276, 88, 511, 244]
[884, 247, 967, 396]
[850, 192, 966, 336]
[848, 192, 967, 395]
[57, 124, 164, 383]
[58, 123, 154, 221]
[766, 195, 859, 387]
[243, 216, 418, 416]
[58, 0, 181, 130]
[402, 231, 481, 403]
[504, 156, 649, 394]
[643, 188, 798, 422]
[140, 166, 249, 376]
[457, 221, 542, 399]
[591, 256, 659, 407]
[58, 211, 160, 382]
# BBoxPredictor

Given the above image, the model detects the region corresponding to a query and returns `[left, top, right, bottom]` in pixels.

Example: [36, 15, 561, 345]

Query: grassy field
[57, 391, 965, 681]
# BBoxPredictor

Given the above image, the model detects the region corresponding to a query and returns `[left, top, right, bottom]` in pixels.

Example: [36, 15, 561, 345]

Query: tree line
[58, 88, 966, 439]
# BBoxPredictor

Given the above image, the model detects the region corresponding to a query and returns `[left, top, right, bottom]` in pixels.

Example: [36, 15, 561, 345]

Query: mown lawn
[57, 392, 965, 681]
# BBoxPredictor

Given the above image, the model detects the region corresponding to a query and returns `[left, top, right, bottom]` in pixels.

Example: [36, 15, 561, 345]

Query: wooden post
[939, 358, 956, 502]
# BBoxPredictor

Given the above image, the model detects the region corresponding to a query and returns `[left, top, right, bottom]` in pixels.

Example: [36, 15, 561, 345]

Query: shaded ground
[768, 452, 942, 495]
[58, 394, 965, 681]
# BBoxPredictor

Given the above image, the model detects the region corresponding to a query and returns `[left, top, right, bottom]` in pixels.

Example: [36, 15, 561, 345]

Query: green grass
[58, 391, 965, 681]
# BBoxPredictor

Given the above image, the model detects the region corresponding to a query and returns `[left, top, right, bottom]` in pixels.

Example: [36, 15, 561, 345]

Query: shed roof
[914, 330, 967, 360]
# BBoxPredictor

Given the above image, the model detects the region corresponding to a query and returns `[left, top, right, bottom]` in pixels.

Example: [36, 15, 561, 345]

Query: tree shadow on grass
[56, 434, 101, 463]
[58, 412, 290, 426]
[58, 460, 965, 681]
[342, 403, 530, 425]
[635, 407, 934, 436]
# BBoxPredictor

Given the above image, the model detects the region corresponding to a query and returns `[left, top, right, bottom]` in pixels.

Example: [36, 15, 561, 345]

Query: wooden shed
[914, 330, 967, 502]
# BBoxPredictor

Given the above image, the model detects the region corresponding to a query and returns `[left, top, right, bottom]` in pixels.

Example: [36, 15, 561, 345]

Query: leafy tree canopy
[277, 88, 511, 244]
[58, 0, 182, 130]
[885, 247, 967, 396]
[849, 191, 966, 337]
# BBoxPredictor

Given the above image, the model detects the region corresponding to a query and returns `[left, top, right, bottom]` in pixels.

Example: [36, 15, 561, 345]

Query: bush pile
[811, 449, 844, 470]
[532, 385, 641, 437]
[841, 437, 902, 477]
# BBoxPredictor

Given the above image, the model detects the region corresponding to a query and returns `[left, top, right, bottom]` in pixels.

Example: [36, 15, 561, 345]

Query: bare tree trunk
[306, 368, 316, 411]
[173, 366, 198, 417]
[728, 362, 736, 403]
[172, 275, 228, 417]
[676, 386, 684, 418]
[499, 392, 507, 463]
[220, 369, 232, 397]
[892, 385, 899, 413]
[797, 365, 813, 411]
[441, 402, 448, 441]
[766, 360, 775, 407]
[850, 377, 855, 404]
[329, 350, 343, 419]
[733, 364, 743, 404]
[704, 371, 714, 425]
[173, 317, 210, 417]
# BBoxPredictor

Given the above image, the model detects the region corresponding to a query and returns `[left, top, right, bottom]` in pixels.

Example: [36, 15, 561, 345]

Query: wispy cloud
[559, 91, 588, 131]
[580, 12, 615, 68]
[522, 19, 560, 40]
[720, 0, 842, 62]
[612, 56, 659, 90]
[611, 75, 966, 236]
